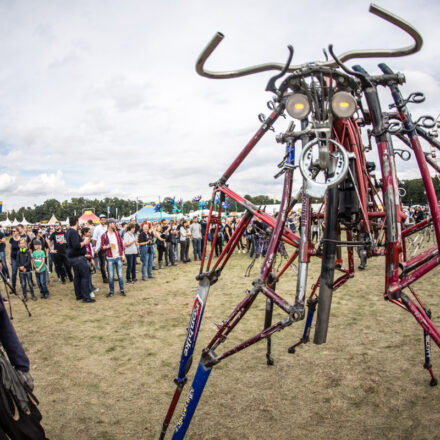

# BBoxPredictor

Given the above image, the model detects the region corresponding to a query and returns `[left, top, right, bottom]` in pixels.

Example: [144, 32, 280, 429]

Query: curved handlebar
[195, 3, 423, 79]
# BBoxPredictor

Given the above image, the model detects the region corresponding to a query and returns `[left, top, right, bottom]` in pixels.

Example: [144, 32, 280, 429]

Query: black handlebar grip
[352, 64, 370, 76]
[378, 63, 394, 75]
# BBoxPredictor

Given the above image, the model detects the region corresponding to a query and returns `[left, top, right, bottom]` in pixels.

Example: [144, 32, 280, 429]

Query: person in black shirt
[138, 223, 155, 280]
[200, 215, 208, 254]
[8, 229, 21, 290]
[65, 217, 95, 303]
[154, 224, 167, 269]
[224, 218, 233, 243]
[0, 229, 9, 281]
[163, 221, 177, 266]
[414, 206, 426, 223]
[30, 229, 49, 253]
[210, 220, 223, 257]
[50, 223, 73, 284]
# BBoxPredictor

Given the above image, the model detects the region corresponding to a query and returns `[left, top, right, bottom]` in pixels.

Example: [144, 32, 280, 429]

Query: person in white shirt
[92, 214, 108, 283]
[100, 219, 126, 297]
[123, 224, 138, 283]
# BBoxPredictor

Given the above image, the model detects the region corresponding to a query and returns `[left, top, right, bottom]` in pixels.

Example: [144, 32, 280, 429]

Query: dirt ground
[4, 247, 440, 440]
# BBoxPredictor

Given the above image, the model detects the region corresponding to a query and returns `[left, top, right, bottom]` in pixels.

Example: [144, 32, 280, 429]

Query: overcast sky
[0, 0, 439, 211]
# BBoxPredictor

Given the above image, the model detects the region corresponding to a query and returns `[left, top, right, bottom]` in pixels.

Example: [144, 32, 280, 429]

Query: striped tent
[78, 210, 100, 225]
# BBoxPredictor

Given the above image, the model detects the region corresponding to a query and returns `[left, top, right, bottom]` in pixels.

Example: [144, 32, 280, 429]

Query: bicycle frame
[160, 5, 440, 439]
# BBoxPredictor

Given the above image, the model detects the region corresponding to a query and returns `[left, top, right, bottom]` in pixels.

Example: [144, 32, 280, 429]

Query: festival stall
[128, 205, 174, 223]
[78, 211, 100, 225]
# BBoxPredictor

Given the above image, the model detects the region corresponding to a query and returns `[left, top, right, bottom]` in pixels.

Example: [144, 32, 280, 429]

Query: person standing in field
[154, 224, 167, 269]
[87, 219, 95, 238]
[0, 228, 10, 281]
[81, 226, 98, 298]
[17, 239, 36, 301]
[210, 220, 223, 257]
[179, 220, 191, 263]
[190, 217, 202, 261]
[138, 222, 155, 280]
[8, 228, 21, 291]
[66, 216, 95, 303]
[123, 223, 138, 283]
[31, 240, 49, 299]
[100, 218, 126, 297]
[224, 217, 233, 243]
[92, 214, 108, 284]
[49, 223, 73, 284]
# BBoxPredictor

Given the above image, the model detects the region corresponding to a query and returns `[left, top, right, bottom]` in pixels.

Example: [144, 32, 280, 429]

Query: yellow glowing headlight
[285, 94, 311, 120]
[331, 91, 357, 118]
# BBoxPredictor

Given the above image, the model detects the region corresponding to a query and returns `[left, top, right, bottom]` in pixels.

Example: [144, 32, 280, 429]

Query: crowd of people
[0, 204, 431, 304]
[0, 214, 271, 303]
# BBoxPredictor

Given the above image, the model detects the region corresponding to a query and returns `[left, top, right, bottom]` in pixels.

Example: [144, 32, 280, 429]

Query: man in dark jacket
[0, 261, 49, 438]
[66, 216, 95, 303]
[0, 264, 31, 378]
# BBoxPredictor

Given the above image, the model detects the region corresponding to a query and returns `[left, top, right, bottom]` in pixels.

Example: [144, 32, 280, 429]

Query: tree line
[401, 177, 440, 205]
[0, 197, 140, 223]
[1, 178, 437, 223]
[0, 195, 280, 223]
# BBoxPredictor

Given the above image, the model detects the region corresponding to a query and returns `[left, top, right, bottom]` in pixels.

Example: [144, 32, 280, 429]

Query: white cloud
[14, 170, 66, 196]
[0, 0, 438, 210]
[0, 173, 16, 192]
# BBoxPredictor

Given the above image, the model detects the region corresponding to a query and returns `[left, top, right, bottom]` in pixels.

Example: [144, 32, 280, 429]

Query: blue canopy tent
[128, 205, 174, 223]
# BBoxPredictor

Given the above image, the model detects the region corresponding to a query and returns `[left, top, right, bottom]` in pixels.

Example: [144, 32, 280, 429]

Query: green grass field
[4, 248, 440, 440]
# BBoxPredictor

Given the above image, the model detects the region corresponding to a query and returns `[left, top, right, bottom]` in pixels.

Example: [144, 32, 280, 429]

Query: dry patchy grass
[5, 249, 440, 440]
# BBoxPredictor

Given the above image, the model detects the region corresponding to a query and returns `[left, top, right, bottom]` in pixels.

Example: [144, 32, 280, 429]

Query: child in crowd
[17, 238, 36, 301]
[32, 240, 49, 299]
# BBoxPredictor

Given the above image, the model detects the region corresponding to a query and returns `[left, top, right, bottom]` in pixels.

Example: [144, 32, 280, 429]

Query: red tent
[78, 210, 100, 225]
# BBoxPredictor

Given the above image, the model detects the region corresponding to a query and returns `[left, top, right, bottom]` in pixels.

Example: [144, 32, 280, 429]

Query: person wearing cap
[100, 218, 126, 297]
[31, 240, 49, 299]
[92, 214, 109, 283]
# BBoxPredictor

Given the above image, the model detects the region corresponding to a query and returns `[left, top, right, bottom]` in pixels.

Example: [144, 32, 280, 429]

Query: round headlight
[285, 94, 311, 120]
[331, 91, 356, 118]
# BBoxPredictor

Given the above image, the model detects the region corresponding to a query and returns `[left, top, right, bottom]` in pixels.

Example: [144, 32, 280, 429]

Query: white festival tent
[0, 218, 12, 228]
[47, 214, 59, 226]
[21, 217, 31, 226]
[11, 219, 19, 227]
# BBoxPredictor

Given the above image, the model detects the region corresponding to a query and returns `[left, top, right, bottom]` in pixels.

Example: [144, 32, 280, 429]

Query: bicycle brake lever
[265, 45, 294, 95]
[394, 149, 411, 161]
[408, 92, 425, 104]
[415, 115, 435, 129]
[387, 121, 403, 134]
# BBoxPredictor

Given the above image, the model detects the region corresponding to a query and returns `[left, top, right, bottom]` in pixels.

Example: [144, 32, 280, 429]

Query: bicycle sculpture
[159, 4, 440, 439]
[244, 219, 292, 278]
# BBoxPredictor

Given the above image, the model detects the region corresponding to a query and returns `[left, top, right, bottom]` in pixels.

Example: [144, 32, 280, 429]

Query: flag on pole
[0, 201, 2, 213]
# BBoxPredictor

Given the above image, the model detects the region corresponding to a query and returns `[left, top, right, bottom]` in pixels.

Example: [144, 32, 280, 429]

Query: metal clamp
[299, 138, 351, 198]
